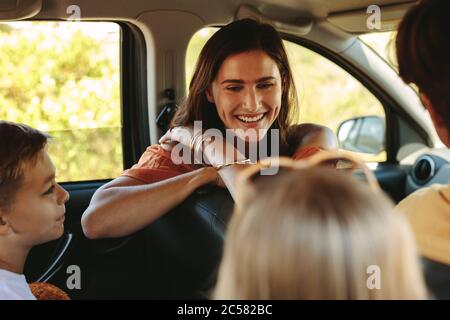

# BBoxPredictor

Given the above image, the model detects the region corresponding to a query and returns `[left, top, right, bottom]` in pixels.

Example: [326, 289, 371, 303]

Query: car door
[0, 20, 152, 299]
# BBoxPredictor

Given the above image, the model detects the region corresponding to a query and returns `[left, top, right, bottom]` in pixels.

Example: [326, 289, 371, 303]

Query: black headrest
[422, 257, 450, 300]
[140, 184, 234, 299]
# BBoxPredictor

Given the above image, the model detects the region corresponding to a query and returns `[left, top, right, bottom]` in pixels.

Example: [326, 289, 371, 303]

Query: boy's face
[4, 149, 69, 247]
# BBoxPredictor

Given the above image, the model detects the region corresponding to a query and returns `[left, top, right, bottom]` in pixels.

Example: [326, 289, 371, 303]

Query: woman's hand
[158, 126, 247, 187]
[215, 170, 226, 188]
[202, 135, 248, 168]
[158, 126, 194, 152]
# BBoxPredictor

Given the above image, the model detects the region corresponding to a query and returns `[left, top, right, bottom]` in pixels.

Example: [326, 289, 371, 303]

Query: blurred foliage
[186, 28, 391, 162]
[360, 31, 398, 70]
[0, 22, 122, 182]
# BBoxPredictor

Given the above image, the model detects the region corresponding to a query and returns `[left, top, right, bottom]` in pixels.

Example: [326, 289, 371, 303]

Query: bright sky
[0, 21, 119, 40]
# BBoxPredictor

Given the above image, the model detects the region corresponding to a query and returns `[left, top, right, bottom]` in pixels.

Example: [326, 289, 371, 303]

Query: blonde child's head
[214, 164, 427, 299]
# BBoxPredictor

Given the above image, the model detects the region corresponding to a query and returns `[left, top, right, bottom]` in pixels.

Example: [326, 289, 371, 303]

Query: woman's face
[206, 49, 282, 141]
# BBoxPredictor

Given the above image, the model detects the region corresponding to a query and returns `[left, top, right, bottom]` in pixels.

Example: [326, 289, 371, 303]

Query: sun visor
[0, 0, 42, 21]
[235, 5, 313, 36]
[327, 2, 417, 34]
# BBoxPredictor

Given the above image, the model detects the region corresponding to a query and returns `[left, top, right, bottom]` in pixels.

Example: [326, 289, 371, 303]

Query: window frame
[281, 33, 430, 164]
[7, 20, 150, 184]
[120, 21, 150, 171]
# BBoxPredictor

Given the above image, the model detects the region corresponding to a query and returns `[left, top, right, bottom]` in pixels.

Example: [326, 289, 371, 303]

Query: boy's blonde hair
[214, 166, 427, 299]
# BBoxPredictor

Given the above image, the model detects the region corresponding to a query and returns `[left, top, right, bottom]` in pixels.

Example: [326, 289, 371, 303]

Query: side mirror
[337, 116, 385, 155]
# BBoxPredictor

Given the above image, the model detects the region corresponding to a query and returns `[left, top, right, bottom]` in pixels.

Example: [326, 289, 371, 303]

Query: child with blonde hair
[214, 154, 428, 299]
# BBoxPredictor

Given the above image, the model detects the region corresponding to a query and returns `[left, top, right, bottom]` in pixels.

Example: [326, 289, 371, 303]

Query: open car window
[186, 27, 387, 162]
[0, 21, 122, 182]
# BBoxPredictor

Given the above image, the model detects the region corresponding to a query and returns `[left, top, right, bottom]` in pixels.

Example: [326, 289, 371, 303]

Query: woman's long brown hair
[171, 18, 299, 155]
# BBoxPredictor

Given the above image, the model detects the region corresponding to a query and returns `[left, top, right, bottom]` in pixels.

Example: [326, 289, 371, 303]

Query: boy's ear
[421, 93, 450, 146]
[0, 211, 13, 236]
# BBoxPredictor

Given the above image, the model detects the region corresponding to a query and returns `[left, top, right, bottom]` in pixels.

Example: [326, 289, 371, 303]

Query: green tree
[0, 22, 122, 181]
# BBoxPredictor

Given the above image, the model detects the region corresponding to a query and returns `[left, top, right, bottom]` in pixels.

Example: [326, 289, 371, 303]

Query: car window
[0, 21, 122, 182]
[186, 28, 387, 162]
[359, 31, 396, 69]
[283, 41, 386, 162]
[360, 31, 419, 95]
[185, 28, 218, 92]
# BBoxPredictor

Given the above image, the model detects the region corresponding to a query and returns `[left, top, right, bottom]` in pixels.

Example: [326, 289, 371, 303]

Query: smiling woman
[81, 18, 337, 240]
[187, 25, 388, 162]
[172, 18, 300, 152]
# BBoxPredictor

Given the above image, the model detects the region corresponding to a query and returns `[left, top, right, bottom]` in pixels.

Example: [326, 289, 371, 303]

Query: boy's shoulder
[0, 269, 36, 300]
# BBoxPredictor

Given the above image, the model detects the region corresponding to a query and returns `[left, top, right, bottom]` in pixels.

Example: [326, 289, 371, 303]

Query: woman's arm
[197, 135, 253, 201]
[81, 166, 218, 239]
[205, 124, 339, 200]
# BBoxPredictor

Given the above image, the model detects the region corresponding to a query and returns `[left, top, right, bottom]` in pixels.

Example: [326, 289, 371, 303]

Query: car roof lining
[327, 1, 418, 33]
[3, 0, 417, 34]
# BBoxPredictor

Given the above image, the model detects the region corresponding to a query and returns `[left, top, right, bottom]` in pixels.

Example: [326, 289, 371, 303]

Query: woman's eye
[226, 86, 242, 92]
[257, 82, 274, 89]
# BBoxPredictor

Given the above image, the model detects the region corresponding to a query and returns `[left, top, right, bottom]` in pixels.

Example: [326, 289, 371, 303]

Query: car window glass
[0, 21, 122, 182]
[186, 27, 387, 162]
